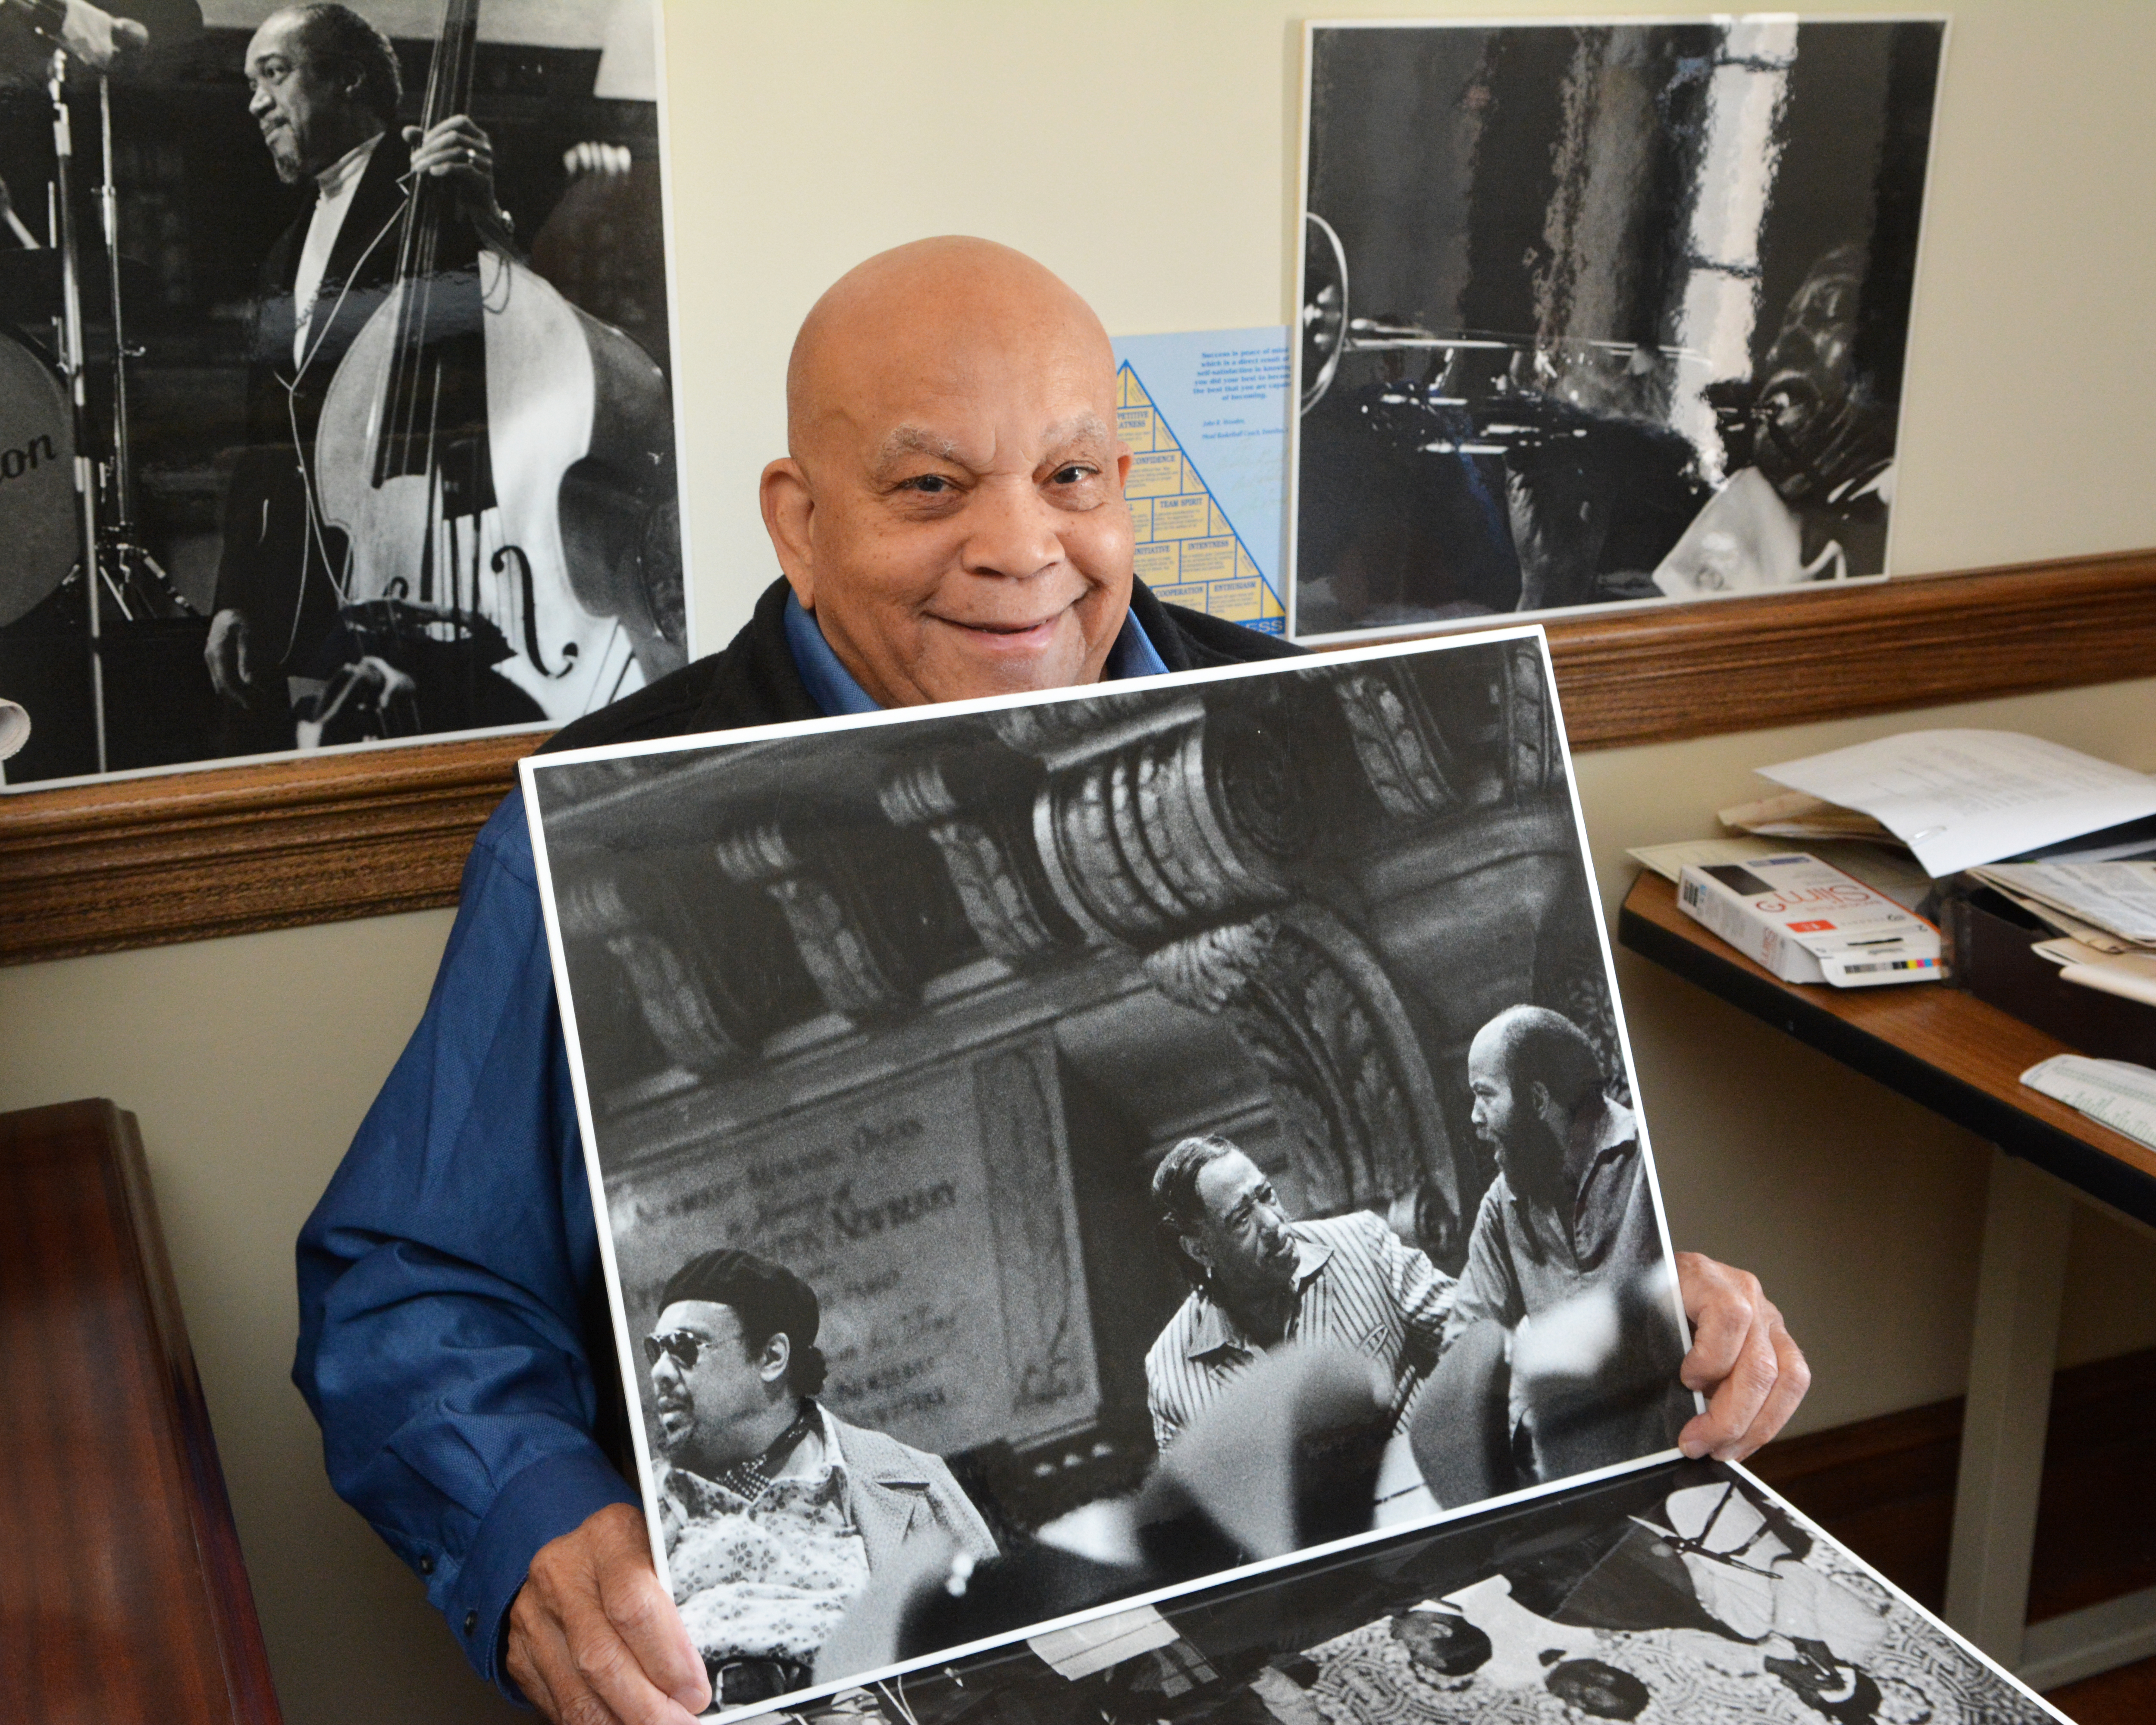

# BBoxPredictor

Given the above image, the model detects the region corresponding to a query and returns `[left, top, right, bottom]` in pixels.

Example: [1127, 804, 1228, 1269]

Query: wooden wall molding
[3, 549, 2150, 966]
[0, 733, 539, 965]
[1531, 547, 2156, 750]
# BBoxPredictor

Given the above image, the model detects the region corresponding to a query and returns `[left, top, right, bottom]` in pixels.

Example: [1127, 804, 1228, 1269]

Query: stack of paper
[1749, 731, 2156, 878]
[1959, 863, 2156, 1010]
[2022, 1054, 2156, 1150]
[1717, 790, 1899, 846]
[1718, 731, 2156, 1013]
[1973, 862, 2156, 947]
[2029, 939, 2156, 1009]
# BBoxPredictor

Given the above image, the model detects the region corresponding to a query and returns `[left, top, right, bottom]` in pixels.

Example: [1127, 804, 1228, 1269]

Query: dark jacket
[213, 130, 415, 685]
[545, 574, 1304, 757]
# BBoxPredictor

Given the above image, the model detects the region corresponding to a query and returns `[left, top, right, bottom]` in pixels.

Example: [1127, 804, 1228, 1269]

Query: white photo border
[520, 624, 1700, 1719]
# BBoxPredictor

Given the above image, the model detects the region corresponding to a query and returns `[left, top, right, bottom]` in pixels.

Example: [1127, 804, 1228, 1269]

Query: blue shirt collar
[782, 590, 1168, 716]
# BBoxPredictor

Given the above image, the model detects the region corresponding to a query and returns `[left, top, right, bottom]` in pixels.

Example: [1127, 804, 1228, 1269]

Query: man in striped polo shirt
[1144, 1134, 1452, 1455]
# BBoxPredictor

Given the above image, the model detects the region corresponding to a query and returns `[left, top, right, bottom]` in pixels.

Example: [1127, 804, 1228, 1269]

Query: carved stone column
[1017, 698, 1304, 946]
[554, 868, 755, 1076]
[712, 823, 915, 1022]
[879, 759, 1079, 965]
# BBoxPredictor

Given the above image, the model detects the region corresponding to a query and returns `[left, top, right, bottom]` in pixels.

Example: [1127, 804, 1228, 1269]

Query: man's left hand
[405, 114, 508, 233]
[1673, 1251, 1810, 1461]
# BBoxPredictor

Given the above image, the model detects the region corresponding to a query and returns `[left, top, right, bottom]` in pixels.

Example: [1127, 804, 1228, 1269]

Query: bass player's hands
[405, 113, 511, 238]
[505, 1502, 710, 1725]
[204, 608, 254, 705]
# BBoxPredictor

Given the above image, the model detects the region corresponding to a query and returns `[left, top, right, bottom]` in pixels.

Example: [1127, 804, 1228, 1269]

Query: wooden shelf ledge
[3, 549, 2150, 966]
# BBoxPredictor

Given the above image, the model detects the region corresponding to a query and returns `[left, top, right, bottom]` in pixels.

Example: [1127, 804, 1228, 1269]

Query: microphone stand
[96, 71, 179, 621]
[46, 46, 109, 772]
[40, 50, 190, 777]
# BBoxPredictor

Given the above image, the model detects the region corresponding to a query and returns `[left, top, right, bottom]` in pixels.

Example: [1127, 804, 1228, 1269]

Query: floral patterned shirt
[659, 1410, 873, 1665]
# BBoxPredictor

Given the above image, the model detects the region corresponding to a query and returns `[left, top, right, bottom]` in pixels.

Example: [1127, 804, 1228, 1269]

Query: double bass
[311, 0, 682, 728]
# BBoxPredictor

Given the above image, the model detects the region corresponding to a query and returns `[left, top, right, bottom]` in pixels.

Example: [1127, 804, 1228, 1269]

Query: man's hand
[405, 113, 509, 234]
[505, 1502, 710, 1725]
[204, 607, 253, 704]
[1673, 1251, 1811, 1462]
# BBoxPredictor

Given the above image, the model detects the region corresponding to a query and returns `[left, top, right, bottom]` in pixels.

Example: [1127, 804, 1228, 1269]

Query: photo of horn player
[0, 0, 688, 784]
[1290, 19, 1944, 640]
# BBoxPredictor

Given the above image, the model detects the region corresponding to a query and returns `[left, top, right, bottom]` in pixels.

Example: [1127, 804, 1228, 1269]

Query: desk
[1619, 872, 2156, 1687]
[0, 1100, 281, 1722]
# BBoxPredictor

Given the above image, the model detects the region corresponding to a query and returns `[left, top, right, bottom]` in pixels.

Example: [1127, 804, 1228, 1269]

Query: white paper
[1626, 837, 1790, 883]
[2021, 1054, 2156, 1150]
[2061, 963, 2156, 1010]
[1978, 878, 2139, 953]
[1974, 862, 2156, 946]
[1760, 731, 2156, 877]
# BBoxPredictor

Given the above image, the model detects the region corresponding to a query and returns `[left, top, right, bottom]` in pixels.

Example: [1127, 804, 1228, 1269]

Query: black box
[1948, 886, 2156, 1064]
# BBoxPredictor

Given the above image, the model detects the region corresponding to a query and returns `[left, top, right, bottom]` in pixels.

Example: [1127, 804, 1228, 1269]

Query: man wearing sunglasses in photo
[640, 1249, 996, 1709]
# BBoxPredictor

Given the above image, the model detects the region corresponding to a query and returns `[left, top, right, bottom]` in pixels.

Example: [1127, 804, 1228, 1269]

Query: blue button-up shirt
[293, 598, 1167, 1698]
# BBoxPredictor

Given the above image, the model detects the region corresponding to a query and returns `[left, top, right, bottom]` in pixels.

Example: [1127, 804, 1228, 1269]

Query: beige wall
[2, 2, 2153, 1721]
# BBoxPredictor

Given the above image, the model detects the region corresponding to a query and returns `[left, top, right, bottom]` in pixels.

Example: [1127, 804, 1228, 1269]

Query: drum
[0, 328, 78, 628]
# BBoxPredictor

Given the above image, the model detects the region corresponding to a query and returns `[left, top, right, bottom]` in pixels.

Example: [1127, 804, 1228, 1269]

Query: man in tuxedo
[205, 2, 510, 750]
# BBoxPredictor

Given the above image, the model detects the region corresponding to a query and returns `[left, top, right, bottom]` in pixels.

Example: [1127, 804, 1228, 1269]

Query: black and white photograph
[1291, 17, 1945, 640]
[854, 1459, 2064, 1725]
[523, 633, 1698, 1713]
[0, 0, 689, 786]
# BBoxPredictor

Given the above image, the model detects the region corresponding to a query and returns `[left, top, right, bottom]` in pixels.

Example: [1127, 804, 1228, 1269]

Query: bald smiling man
[294, 240, 1807, 1725]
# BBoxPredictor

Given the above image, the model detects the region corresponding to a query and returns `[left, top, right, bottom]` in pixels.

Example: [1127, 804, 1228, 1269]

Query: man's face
[1467, 1034, 1563, 1200]
[1755, 253, 1877, 496]
[245, 13, 372, 184]
[646, 1299, 781, 1475]
[1545, 1659, 1649, 1721]
[1391, 1610, 1491, 1679]
[1186, 1149, 1299, 1301]
[767, 298, 1134, 707]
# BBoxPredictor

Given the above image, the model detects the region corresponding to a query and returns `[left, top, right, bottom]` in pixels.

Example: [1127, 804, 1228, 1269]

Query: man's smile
[927, 610, 1072, 645]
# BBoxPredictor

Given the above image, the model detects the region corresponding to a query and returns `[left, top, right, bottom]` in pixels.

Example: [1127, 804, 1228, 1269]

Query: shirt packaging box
[1678, 853, 1943, 988]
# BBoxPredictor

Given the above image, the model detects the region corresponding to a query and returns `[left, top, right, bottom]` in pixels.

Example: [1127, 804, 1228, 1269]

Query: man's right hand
[204, 608, 252, 704]
[506, 1502, 711, 1725]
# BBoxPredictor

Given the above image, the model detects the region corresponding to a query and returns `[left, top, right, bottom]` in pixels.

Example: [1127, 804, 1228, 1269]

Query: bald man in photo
[295, 238, 1808, 1725]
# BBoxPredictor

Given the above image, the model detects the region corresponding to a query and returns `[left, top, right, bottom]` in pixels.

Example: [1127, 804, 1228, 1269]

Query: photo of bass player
[0, 0, 688, 784]
[210, 0, 685, 754]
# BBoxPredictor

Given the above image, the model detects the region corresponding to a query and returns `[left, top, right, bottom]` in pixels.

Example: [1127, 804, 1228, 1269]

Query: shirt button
[418, 1556, 434, 1575]
[464, 1610, 478, 1637]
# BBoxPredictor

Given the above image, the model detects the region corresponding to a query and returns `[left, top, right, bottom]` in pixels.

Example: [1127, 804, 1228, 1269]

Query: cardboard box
[1677, 853, 1943, 987]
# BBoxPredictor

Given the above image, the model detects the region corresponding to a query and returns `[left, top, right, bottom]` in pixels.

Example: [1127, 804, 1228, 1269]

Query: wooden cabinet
[0, 1099, 280, 1722]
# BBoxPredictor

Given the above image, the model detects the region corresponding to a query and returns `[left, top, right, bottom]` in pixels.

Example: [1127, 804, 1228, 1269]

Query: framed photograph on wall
[1289, 16, 1947, 643]
[0, 0, 691, 788]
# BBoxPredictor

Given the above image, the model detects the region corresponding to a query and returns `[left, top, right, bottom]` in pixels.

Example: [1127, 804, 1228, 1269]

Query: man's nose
[249, 86, 273, 117]
[962, 478, 1064, 579]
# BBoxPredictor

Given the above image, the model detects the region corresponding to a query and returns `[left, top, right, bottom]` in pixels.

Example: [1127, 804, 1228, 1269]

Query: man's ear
[1179, 1229, 1213, 1278]
[758, 1330, 792, 1388]
[760, 457, 817, 611]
